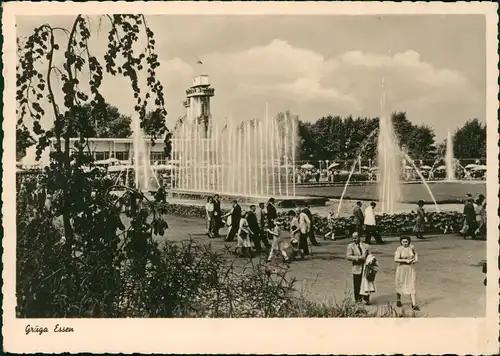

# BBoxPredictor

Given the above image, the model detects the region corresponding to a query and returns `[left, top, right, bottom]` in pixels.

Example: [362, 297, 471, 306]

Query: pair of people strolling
[352, 201, 385, 245]
[346, 233, 419, 310]
[346, 232, 378, 305]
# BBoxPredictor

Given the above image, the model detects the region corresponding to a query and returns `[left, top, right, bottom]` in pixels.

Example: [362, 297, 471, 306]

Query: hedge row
[163, 203, 463, 236]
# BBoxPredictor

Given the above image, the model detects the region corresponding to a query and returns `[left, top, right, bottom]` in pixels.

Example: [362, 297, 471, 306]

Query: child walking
[267, 220, 291, 263]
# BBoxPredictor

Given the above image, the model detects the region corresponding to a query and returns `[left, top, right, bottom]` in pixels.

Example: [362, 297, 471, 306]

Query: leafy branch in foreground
[16, 15, 171, 317]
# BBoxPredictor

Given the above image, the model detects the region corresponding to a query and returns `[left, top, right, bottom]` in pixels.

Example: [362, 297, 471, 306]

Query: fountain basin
[170, 189, 328, 208]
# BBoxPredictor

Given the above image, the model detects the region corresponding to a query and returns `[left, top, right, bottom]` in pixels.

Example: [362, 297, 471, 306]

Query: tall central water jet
[445, 130, 455, 181]
[377, 78, 401, 213]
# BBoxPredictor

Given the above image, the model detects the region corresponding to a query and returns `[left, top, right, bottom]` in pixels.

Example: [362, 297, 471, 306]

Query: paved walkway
[157, 215, 486, 317]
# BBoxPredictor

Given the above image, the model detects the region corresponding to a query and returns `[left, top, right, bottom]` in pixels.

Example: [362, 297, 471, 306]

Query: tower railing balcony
[185, 86, 215, 98]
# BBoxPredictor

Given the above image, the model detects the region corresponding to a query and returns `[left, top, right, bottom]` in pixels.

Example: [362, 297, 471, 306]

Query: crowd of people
[460, 193, 487, 240]
[204, 196, 320, 262]
[204, 191, 486, 309]
[294, 162, 486, 184]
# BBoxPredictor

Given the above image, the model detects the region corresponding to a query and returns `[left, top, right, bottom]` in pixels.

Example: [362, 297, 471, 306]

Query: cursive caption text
[25, 324, 75, 335]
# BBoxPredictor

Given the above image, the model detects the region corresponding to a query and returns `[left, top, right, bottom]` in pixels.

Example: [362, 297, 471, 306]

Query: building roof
[49, 136, 163, 143]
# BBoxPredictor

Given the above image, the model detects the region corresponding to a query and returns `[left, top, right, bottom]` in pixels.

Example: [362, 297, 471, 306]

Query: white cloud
[94, 40, 481, 132]
[340, 49, 469, 90]
[17, 15, 483, 140]
[242, 77, 357, 105]
[189, 40, 477, 121]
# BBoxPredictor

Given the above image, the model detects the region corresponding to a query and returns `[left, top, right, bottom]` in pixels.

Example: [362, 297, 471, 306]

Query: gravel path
[157, 214, 486, 317]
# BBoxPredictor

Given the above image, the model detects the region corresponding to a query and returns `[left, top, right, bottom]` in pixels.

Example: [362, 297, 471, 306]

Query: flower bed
[164, 203, 463, 236]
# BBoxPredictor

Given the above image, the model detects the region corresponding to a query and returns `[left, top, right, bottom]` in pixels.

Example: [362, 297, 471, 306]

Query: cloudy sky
[17, 14, 486, 140]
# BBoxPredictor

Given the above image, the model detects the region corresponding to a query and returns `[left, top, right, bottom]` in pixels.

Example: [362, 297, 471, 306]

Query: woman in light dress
[224, 214, 232, 240]
[205, 196, 215, 238]
[266, 219, 294, 263]
[325, 208, 336, 240]
[475, 197, 486, 239]
[394, 236, 420, 310]
[237, 211, 254, 258]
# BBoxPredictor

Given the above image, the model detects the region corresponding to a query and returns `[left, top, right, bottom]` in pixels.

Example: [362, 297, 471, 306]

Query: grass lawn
[294, 181, 486, 203]
[158, 214, 486, 317]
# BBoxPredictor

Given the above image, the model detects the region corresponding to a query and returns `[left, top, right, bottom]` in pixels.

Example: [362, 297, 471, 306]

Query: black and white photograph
[3, 2, 499, 354]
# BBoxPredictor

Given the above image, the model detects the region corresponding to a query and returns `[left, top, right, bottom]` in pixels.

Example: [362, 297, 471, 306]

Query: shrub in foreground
[115, 240, 421, 318]
[17, 204, 417, 319]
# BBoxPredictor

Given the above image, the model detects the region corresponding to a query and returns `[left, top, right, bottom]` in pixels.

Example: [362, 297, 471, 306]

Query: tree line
[295, 113, 486, 162]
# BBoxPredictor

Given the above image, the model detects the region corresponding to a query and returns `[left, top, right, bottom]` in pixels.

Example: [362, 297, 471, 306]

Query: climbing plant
[16, 14, 170, 317]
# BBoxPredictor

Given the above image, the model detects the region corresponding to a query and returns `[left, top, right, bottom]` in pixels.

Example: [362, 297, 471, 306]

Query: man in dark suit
[266, 198, 278, 227]
[256, 202, 271, 249]
[303, 206, 320, 246]
[212, 194, 222, 237]
[462, 197, 477, 239]
[247, 205, 263, 252]
[265, 198, 277, 240]
[353, 201, 364, 236]
[224, 200, 241, 242]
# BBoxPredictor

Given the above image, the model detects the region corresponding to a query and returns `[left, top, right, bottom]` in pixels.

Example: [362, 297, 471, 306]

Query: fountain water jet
[110, 115, 161, 191]
[377, 79, 401, 213]
[336, 78, 440, 215]
[133, 114, 151, 190]
[445, 130, 456, 181]
[172, 107, 298, 198]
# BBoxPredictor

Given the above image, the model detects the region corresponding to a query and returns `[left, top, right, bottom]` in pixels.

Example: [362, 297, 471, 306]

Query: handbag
[365, 264, 377, 282]
[459, 222, 468, 235]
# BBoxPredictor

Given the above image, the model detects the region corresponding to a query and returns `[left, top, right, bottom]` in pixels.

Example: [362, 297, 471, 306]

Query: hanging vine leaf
[16, 14, 172, 318]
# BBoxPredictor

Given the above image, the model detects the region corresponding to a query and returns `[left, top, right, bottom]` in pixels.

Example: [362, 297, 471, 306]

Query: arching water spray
[337, 129, 379, 216]
[402, 151, 440, 212]
[445, 130, 456, 181]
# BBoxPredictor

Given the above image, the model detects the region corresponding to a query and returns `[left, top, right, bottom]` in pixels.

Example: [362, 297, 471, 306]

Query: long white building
[48, 75, 215, 165]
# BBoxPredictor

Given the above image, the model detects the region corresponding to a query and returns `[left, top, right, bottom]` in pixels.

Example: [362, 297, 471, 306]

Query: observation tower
[183, 75, 215, 126]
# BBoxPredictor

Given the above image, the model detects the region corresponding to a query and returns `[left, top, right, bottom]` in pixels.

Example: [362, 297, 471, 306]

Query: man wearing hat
[256, 202, 271, 249]
[353, 201, 364, 237]
[346, 232, 370, 303]
[248, 204, 268, 252]
[266, 198, 278, 226]
[462, 196, 477, 239]
[298, 208, 311, 255]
